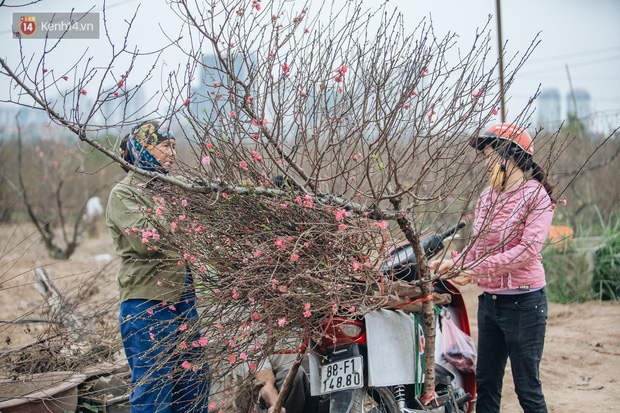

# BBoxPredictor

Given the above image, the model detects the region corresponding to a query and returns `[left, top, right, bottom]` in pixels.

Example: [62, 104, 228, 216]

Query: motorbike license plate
[320, 356, 363, 394]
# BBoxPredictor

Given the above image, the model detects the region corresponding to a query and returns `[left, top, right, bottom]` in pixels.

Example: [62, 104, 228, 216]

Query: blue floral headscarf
[123, 122, 175, 173]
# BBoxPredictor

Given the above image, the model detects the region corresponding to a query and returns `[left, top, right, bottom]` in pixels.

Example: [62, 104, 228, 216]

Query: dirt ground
[0, 222, 618, 411]
[459, 285, 620, 412]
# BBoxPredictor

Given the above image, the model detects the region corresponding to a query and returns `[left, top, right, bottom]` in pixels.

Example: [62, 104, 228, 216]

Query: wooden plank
[388, 281, 424, 299]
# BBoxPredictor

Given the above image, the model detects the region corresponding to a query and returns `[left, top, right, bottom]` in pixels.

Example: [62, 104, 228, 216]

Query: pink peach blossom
[252, 151, 263, 162]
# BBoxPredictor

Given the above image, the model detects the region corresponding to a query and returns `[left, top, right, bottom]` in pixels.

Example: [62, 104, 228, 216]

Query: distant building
[124, 88, 147, 122]
[0, 103, 16, 126]
[0, 101, 49, 127]
[538, 88, 561, 127]
[99, 96, 123, 126]
[566, 89, 591, 119]
[192, 54, 249, 120]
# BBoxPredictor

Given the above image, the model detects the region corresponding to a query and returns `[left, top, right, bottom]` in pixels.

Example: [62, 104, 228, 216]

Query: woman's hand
[429, 259, 472, 286]
[451, 271, 472, 286]
[429, 258, 455, 275]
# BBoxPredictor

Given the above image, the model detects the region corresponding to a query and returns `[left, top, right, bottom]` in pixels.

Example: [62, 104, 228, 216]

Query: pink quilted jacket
[455, 180, 554, 292]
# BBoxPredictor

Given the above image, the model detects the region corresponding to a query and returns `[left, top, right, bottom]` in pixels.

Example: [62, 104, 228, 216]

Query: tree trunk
[395, 216, 436, 400]
[272, 350, 305, 413]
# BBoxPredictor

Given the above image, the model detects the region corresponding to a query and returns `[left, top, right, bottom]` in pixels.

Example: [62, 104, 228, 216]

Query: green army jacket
[106, 171, 186, 303]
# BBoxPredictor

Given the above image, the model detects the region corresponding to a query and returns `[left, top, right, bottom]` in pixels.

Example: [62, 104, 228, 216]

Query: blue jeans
[119, 273, 209, 412]
[476, 288, 548, 413]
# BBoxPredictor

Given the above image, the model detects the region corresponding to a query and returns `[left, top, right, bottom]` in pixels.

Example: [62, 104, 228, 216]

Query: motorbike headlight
[339, 324, 363, 338]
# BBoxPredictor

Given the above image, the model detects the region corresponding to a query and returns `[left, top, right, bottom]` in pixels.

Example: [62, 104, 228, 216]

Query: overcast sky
[1, 0, 619, 132]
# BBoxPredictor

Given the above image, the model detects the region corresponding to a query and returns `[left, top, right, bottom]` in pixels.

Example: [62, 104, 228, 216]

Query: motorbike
[308, 221, 476, 413]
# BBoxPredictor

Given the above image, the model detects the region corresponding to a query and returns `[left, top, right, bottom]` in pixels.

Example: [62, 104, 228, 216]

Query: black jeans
[476, 288, 548, 413]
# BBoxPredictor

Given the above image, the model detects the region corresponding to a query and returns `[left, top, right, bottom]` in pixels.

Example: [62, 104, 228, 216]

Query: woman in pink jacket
[431, 123, 555, 413]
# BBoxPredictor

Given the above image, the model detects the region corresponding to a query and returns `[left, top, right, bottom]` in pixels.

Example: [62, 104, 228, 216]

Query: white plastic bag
[441, 312, 477, 373]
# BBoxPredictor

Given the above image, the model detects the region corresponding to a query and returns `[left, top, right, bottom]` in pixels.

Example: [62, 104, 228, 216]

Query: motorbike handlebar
[438, 220, 467, 241]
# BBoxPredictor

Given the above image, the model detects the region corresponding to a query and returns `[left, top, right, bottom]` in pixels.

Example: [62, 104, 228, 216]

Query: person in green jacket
[106, 121, 209, 412]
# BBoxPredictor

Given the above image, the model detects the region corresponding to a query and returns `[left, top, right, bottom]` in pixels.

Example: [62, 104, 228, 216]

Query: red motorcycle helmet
[470, 123, 534, 170]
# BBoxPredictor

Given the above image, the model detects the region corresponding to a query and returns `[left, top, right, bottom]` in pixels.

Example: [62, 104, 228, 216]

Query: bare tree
[0, 117, 110, 259]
